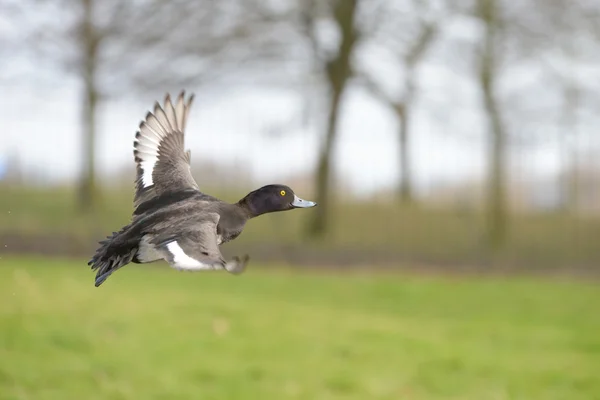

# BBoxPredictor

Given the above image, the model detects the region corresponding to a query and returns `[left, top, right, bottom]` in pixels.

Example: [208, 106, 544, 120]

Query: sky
[0, 78, 565, 198]
[2, 3, 599, 199]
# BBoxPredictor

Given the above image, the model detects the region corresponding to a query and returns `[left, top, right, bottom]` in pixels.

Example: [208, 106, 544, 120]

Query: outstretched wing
[133, 91, 199, 208]
[151, 213, 247, 274]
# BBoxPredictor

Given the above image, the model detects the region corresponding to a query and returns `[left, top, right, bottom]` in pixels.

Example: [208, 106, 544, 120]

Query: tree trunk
[485, 97, 507, 248]
[306, 0, 358, 236]
[479, 0, 507, 249]
[560, 81, 579, 212]
[394, 23, 436, 205]
[308, 88, 344, 235]
[78, 0, 98, 211]
[395, 104, 413, 203]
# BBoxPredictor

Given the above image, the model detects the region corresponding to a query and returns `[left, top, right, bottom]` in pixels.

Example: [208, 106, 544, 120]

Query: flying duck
[88, 91, 316, 287]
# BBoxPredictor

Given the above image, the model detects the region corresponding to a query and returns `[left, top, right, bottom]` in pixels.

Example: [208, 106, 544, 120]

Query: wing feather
[175, 92, 186, 131]
[164, 94, 178, 130]
[153, 102, 173, 132]
[133, 91, 199, 209]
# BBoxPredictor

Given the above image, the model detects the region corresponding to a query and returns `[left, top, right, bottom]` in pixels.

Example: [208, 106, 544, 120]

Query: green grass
[1, 257, 599, 399]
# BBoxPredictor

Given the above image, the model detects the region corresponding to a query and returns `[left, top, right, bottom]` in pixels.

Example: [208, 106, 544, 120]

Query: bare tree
[358, 1, 439, 204]
[557, 69, 581, 212]
[78, 0, 99, 211]
[7, 0, 157, 210]
[538, 0, 600, 212]
[473, 0, 600, 245]
[476, 0, 508, 248]
[7, 0, 279, 211]
[127, 1, 308, 92]
[301, 0, 360, 236]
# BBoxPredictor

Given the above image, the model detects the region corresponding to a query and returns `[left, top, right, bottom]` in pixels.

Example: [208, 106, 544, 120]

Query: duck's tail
[88, 226, 138, 287]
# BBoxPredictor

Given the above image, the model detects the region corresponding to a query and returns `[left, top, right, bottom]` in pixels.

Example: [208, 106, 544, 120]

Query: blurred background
[2, 0, 600, 270]
[0, 0, 600, 269]
[1, 1, 599, 399]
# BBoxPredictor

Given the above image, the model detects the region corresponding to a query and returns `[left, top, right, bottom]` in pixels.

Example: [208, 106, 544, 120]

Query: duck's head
[239, 184, 317, 217]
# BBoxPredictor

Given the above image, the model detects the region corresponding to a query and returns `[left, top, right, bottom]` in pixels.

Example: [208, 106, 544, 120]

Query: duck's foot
[224, 255, 249, 275]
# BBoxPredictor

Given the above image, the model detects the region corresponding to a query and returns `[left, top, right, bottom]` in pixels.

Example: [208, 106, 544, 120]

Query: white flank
[166, 241, 214, 271]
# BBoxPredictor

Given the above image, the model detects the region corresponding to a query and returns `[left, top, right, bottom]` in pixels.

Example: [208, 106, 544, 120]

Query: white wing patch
[134, 115, 164, 188]
[166, 241, 216, 271]
[140, 159, 158, 187]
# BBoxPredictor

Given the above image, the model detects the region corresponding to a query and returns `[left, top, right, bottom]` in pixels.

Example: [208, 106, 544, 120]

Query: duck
[88, 91, 317, 287]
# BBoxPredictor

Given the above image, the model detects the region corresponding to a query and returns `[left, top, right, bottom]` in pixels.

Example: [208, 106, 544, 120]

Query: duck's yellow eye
[280, 190, 286, 196]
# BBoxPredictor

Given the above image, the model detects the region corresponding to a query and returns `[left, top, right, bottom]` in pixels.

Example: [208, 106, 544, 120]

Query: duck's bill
[292, 195, 317, 208]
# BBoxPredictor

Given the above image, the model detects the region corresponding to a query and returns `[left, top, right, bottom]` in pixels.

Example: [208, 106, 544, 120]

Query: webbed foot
[224, 254, 249, 275]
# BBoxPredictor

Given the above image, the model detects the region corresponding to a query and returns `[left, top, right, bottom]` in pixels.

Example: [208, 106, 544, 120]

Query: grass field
[0, 257, 598, 399]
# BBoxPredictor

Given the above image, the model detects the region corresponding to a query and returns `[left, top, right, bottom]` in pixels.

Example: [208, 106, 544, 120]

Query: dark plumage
[88, 91, 316, 287]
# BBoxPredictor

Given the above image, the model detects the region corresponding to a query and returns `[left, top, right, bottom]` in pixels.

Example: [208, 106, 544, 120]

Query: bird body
[88, 91, 316, 287]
